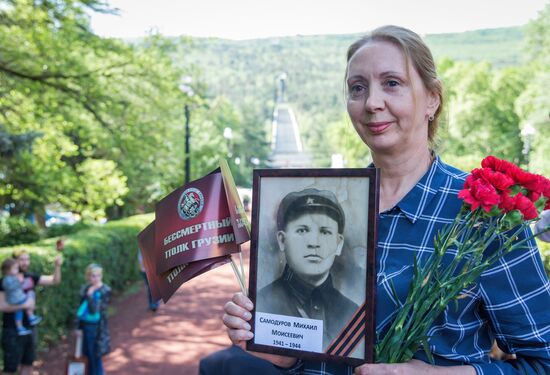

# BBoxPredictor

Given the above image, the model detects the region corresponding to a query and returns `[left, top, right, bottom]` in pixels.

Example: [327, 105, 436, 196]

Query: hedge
[0, 213, 547, 361]
[0, 213, 153, 354]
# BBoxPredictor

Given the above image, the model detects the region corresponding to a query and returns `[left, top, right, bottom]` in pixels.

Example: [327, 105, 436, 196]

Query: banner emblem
[178, 188, 204, 220]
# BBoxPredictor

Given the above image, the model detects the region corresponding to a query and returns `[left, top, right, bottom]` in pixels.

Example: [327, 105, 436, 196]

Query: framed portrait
[246, 168, 379, 366]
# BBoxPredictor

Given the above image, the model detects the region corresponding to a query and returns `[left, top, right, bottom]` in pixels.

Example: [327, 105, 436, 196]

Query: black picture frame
[246, 168, 379, 366]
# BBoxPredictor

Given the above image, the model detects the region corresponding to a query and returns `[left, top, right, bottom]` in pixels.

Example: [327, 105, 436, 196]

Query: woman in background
[78, 263, 111, 375]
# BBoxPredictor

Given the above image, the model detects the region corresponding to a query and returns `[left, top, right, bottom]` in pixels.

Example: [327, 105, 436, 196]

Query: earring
[428, 115, 434, 122]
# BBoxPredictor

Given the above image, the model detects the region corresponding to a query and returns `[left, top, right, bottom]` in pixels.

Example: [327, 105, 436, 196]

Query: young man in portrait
[256, 188, 359, 350]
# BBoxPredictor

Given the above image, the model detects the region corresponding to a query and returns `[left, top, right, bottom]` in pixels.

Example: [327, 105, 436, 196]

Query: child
[77, 263, 111, 375]
[1, 258, 42, 336]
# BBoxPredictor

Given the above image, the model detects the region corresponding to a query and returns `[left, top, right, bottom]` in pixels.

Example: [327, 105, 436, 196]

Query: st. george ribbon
[137, 159, 250, 303]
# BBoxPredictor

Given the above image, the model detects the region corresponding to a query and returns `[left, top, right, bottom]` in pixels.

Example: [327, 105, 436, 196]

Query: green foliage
[516, 3, 550, 176]
[524, 4, 550, 66]
[0, 1, 191, 219]
[75, 159, 129, 219]
[0, 213, 152, 351]
[0, 124, 42, 158]
[0, 0, 272, 218]
[326, 116, 371, 167]
[45, 220, 93, 238]
[178, 28, 525, 167]
[1, 0, 547, 220]
[425, 27, 524, 67]
[438, 61, 526, 166]
[0, 216, 41, 246]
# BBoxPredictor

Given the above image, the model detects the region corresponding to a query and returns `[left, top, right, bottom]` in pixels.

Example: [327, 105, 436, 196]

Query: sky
[89, 0, 547, 40]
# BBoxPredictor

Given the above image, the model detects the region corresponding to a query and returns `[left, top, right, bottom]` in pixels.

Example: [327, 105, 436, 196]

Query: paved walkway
[37, 248, 248, 374]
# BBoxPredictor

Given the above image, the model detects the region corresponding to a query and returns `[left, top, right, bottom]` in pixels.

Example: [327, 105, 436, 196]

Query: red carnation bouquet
[376, 156, 550, 363]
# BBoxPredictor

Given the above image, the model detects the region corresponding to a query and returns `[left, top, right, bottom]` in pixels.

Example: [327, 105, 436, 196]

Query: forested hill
[425, 27, 524, 66]
[178, 26, 523, 111]
[175, 26, 524, 166]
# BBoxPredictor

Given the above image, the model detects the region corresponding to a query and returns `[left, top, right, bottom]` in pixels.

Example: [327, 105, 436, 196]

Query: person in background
[138, 250, 160, 312]
[77, 263, 111, 375]
[1, 259, 41, 336]
[202, 25, 550, 374]
[534, 209, 550, 242]
[0, 249, 63, 375]
[243, 195, 251, 213]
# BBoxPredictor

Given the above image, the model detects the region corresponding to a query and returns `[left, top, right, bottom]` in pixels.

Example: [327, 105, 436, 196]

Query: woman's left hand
[354, 359, 476, 375]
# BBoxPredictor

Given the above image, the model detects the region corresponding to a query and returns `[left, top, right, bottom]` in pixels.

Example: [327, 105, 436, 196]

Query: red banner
[154, 170, 240, 275]
[138, 160, 250, 303]
[138, 222, 231, 303]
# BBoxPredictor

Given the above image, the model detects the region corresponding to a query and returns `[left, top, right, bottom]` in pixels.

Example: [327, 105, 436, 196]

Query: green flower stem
[375, 209, 537, 364]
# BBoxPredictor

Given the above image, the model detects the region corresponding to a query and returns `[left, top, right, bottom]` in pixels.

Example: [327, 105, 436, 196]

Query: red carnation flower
[481, 156, 500, 170]
[380, 155, 549, 364]
[499, 193, 516, 213]
[514, 192, 538, 220]
[514, 170, 543, 193]
[481, 156, 520, 176]
[464, 174, 476, 189]
[458, 178, 500, 212]
[490, 171, 515, 192]
[469, 168, 514, 198]
[538, 175, 550, 208]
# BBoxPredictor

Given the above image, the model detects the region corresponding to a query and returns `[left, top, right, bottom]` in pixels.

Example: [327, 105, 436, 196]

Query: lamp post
[180, 77, 194, 184]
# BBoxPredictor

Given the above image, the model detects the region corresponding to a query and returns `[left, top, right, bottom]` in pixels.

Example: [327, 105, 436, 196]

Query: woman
[78, 263, 111, 375]
[201, 26, 550, 374]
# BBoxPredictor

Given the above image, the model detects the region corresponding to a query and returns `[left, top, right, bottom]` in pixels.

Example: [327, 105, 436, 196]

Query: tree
[516, 3, 550, 176]
[326, 116, 371, 167]
[438, 61, 525, 171]
[0, 0, 190, 219]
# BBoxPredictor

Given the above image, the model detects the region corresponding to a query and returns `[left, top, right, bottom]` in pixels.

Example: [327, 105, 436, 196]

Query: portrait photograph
[247, 168, 378, 365]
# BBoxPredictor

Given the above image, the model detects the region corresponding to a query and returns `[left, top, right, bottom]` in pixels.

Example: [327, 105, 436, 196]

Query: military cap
[276, 188, 345, 233]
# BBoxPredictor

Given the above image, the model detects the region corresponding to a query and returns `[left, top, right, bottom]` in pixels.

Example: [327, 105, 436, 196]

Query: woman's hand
[354, 360, 476, 375]
[86, 285, 99, 296]
[222, 292, 297, 368]
[223, 292, 254, 345]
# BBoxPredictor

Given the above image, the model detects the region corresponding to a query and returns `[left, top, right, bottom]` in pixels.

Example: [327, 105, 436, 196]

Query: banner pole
[230, 257, 246, 295]
[238, 246, 247, 294]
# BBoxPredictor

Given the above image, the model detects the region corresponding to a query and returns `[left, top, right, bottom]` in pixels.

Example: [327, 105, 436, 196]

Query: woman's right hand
[222, 292, 298, 369]
[222, 292, 254, 345]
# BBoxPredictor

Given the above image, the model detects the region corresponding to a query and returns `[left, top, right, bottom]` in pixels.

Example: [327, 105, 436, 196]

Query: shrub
[0, 216, 41, 246]
[44, 220, 94, 238]
[0, 213, 153, 354]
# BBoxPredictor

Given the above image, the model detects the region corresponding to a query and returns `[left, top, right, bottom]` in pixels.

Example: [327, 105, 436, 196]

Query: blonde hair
[12, 249, 29, 259]
[85, 263, 103, 278]
[345, 25, 443, 144]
